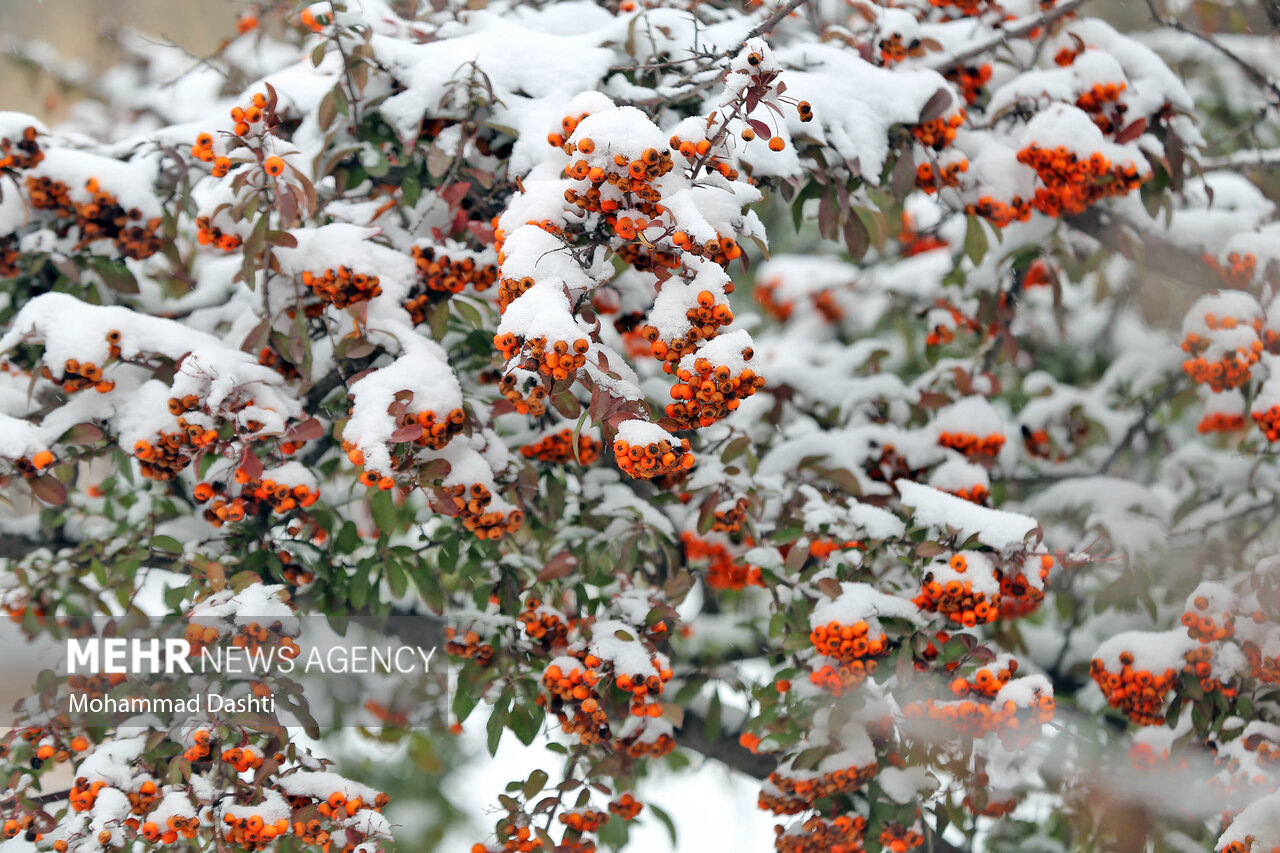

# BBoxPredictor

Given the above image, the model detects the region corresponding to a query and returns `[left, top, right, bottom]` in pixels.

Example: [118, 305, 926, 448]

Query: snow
[897, 480, 1040, 551]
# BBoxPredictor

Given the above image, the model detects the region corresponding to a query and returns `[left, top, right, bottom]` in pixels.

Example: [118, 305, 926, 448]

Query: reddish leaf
[238, 449, 264, 480]
[918, 88, 954, 123]
[1115, 118, 1147, 145]
[537, 551, 579, 582]
[30, 476, 66, 506]
[391, 423, 423, 443]
[286, 418, 325, 442]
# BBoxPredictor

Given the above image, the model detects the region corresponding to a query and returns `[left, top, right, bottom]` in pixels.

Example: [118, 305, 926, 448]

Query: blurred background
[0, 0, 236, 122]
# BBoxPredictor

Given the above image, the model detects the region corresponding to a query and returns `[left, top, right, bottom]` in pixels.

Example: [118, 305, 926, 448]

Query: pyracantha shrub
[4, 0, 1280, 851]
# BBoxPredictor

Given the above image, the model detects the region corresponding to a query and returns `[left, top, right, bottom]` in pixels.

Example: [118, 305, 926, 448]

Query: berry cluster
[518, 598, 571, 647]
[946, 483, 990, 505]
[445, 627, 496, 666]
[879, 824, 924, 853]
[1183, 644, 1235, 697]
[947, 64, 993, 106]
[641, 290, 735, 367]
[1256, 403, 1280, 442]
[221, 813, 292, 850]
[25, 175, 162, 260]
[914, 554, 1001, 627]
[404, 246, 499, 321]
[1016, 145, 1144, 216]
[1183, 592, 1235, 643]
[196, 214, 241, 251]
[903, 675, 1055, 744]
[681, 532, 764, 590]
[493, 333, 591, 383]
[998, 554, 1053, 618]
[0, 124, 43, 170]
[190, 133, 232, 177]
[712, 497, 750, 535]
[560, 808, 609, 833]
[1089, 651, 1179, 725]
[774, 815, 866, 853]
[758, 760, 879, 815]
[442, 482, 524, 540]
[1203, 251, 1258, 288]
[1199, 411, 1246, 433]
[613, 431, 694, 479]
[809, 620, 889, 695]
[542, 656, 610, 745]
[879, 33, 925, 65]
[496, 369, 549, 417]
[608, 794, 643, 820]
[916, 157, 969, 193]
[912, 110, 964, 151]
[966, 194, 1032, 228]
[938, 430, 1005, 457]
[39, 357, 115, 393]
[230, 91, 270, 138]
[1075, 82, 1129, 134]
[666, 349, 765, 429]
[193, 475, 319, 527]
[302, 266, 383, 309]
[520, 428, 601, 464]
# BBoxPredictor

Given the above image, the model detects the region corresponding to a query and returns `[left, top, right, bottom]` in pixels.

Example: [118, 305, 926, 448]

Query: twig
[1198, 147, 1280, 171]
[930, 0, 1092, 73]
[1098, 378, 1182, 475]
[1142, 0, 1280, 105]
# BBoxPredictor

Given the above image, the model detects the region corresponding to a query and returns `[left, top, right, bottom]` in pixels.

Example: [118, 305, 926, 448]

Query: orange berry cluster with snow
[0, 122, 43, 170]
[612, 419, 694, 479]
[912, 109, 965, 152]
[805, 583, 914, 696]
[933, 396, 1007, 460]
[228, 91, 272, 139]
[916, 154, 969, 194]
[195, 214, 242, 252]
[1014, 105, 1148, 217]
[913, 553, 1001, 627]
[773, 814, 866, 853]
[1181, 292, 1265, 393]
[1183, 582, 1237, 644]
[1090, 630, 1193, 725]
[665, 331, 765, 429]
[903, 663, 1055, 747]
[24, 165, 163, 261]
[758, 725, 880, 815]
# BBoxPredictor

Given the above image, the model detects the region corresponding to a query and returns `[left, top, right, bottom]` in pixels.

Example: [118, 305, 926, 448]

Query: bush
[2, 1, 1280, 851]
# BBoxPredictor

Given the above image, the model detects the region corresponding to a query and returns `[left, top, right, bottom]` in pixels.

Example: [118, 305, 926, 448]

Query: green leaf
[486, 705, 507, 756]
[151, 535, 183, 555]
[385, 560, 408, 598]
[648, 804, 678, 847]
[964, 215, 989, 265]
[523, 769, 549, 798]
[402, 172, 421, 207]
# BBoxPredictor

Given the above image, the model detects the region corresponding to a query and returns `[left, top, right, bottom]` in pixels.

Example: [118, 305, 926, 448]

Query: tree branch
[675, 710, 776, 780]
[1142, 0, 1280, 105]
[1199, 147, 1280, 171]
[1065, 208, 1212, 290]
[931, 0, 1092, 73]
